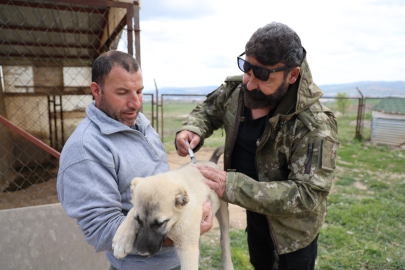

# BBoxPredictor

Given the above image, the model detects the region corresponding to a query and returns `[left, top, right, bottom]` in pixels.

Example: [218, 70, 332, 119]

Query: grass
[151, 100, 405, 269]
[200, 229, 253, 270]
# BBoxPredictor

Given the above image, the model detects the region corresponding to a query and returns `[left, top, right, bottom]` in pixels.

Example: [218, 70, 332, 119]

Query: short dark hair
[245, 22, 304, 68]
[92, 50, 139, 89]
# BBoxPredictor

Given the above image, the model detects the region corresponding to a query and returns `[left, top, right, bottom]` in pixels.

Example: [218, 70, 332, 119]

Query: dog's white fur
[112, 160, 234, 270]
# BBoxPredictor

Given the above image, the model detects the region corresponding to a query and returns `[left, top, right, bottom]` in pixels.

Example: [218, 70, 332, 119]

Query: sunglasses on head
[237, 52, 290, 81]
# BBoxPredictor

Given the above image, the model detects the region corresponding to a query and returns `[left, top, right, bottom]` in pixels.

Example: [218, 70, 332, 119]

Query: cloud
[140, 0, 215, 20]
[136, 0, 405, 89]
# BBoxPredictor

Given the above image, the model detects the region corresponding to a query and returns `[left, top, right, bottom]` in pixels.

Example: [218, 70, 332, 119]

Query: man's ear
[288, 67, 300, 85]
[131, 177, 144, 193]
[90, 82, 102, 104]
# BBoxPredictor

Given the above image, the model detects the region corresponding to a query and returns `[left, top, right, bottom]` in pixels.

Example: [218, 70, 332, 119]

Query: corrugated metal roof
[373, 98, 405, 114]
[0, 0, 136, 66]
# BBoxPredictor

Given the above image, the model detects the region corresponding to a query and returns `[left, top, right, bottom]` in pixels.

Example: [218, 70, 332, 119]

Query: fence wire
[154, 94, 379, 144]
[0, 1, 396, 211]
[0, 0, 137, 210]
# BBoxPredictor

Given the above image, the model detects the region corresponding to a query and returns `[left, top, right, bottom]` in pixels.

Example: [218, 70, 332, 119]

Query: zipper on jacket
[227, 90, 244, 169]
[255, 151, 281, 264]
[256, 119, 275, 152]
[133, 129, 158, 157]
[304, 139, 314, 174]
[266, 216, 281, 263]
[144, 135, 158, 156]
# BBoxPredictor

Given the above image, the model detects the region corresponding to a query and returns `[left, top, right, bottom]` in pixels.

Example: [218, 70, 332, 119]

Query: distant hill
[144, 85, 218, 95]
[144, 81, 405, 98]
[318, 81, 405, 98]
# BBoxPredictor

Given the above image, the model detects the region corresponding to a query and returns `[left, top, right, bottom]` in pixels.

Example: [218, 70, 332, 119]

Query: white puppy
[112, 147, 234, 270]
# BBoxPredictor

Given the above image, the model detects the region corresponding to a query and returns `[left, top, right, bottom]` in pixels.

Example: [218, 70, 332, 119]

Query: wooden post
[0, 69, 14, 189]
[133, 4, 141, 67]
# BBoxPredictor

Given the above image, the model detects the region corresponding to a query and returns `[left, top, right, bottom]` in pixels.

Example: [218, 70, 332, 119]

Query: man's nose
[243, 73, 259, 91]
[127, 92, 142, 109]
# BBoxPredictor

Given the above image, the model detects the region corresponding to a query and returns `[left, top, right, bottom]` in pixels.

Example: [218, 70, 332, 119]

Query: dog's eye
[134, 215, 143, 226]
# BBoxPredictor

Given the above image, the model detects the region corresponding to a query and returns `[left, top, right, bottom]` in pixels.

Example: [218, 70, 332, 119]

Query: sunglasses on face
[237, 52, 290, 81]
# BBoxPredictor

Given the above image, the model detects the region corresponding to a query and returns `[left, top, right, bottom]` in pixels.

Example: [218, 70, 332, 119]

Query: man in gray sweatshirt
[57, 51, 212, 270]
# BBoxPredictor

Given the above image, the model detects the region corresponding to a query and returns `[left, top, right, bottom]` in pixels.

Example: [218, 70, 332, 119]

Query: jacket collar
[294, 57, 324, 113]
[86, 101, 150, 135]
[272, 76, 299, 118]
[269, 57, 324, 124]
[239, 57, 324, 136]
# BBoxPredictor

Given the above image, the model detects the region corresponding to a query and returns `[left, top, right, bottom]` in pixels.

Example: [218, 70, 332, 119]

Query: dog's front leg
[176, 243, 200, 270]
[112, 207, 137, 259]
[172, 226, 201, 270]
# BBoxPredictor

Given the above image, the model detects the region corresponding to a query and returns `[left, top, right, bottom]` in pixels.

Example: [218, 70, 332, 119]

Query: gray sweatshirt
[57, 101, 180, 270]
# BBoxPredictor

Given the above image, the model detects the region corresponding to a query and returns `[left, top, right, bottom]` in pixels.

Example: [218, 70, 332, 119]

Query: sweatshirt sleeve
[222, 122, 340, 217]
[57, 160, 125, 252]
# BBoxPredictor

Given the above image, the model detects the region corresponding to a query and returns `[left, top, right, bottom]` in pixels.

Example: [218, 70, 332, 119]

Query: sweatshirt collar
[86, 101, 150, 135]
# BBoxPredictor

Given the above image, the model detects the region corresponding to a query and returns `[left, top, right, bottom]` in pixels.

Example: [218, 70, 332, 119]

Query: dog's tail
[209, 145, 225, 164]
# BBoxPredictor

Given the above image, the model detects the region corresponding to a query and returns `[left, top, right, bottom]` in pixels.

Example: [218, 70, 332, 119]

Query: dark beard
[98, 92, 138, 127]
[241, 79, 289, 109]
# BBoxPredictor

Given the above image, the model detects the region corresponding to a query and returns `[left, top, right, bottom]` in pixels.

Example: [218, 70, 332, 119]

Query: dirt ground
[167, 147, 247, 230]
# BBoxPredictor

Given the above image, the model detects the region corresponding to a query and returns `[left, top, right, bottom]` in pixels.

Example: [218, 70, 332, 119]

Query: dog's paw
[112, 231, 135, 259]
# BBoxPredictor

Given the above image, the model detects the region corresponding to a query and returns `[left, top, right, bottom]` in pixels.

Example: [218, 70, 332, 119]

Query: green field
[142, 100, 226, 152]
[145, 99, 405, 269]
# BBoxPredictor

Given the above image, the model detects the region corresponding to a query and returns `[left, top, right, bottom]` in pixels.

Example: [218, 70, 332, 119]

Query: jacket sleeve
[57, 160, 125, 252]
[222, 120, 339, 217]
[177, 83, 234, 151]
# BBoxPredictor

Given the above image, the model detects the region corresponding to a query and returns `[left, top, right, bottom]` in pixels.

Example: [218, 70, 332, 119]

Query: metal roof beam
[54, 0, 139, 8]
[0, 53, 93, 60]
[1, 25, 102, 35]
[1, 41, 95, 50]
[95, 15, 126, 57]
[0, 0, 107, 14]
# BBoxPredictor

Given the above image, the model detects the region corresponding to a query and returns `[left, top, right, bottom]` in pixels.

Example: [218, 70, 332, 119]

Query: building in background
[370, 98, 405, 147]
[0, 1, 141, 269]
[0, 0, 140, 209]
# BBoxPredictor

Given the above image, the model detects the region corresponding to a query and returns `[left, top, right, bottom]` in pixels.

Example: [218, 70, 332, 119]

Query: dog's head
[130, 176, 189, 258]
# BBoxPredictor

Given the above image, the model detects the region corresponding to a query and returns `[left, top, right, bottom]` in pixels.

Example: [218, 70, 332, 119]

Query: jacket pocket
[319, 138, 340, 170]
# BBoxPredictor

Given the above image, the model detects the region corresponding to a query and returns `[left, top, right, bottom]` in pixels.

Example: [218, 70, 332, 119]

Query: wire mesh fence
[0, 0, 139, 210]
[154, 95, 391, 150]
[0, 1, 399, 211]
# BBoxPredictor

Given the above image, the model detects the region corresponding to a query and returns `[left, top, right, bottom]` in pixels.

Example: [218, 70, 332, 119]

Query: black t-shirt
[230, 105, 277, 245]
[231, 106, 276, 180]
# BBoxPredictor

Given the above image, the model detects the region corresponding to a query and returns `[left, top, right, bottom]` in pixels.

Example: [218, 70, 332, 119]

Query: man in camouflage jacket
[176, 22, 339, 270]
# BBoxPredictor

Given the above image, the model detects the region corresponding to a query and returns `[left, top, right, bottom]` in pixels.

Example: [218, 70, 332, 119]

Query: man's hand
[176, 130, 201, 157]
[200, 201, 213, 235]
[196, 165, 227, 198]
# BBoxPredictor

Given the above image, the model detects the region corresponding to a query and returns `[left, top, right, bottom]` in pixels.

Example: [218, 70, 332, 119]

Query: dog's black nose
[137, 251, 151, 258]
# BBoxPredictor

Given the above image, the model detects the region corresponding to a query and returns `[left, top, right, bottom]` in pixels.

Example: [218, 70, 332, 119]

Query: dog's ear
[174, 188, 189, 209]
[131, 177, 144, 193]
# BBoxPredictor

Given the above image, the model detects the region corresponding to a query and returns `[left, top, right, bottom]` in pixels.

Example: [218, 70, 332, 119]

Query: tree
[336, 92, 351, 115]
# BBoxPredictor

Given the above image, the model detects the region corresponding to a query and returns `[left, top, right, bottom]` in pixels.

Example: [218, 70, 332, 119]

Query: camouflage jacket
[179, 58, 339, 254]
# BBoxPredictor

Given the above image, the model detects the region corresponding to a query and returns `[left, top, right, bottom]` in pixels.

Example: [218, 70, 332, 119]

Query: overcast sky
[128, 0, 405, 91]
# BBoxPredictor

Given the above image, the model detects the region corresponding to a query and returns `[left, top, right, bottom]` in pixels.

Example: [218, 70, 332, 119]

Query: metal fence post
[355, 87, 365, 140]
[154, 80, 159, 134]
[160, 94, 206, 143]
